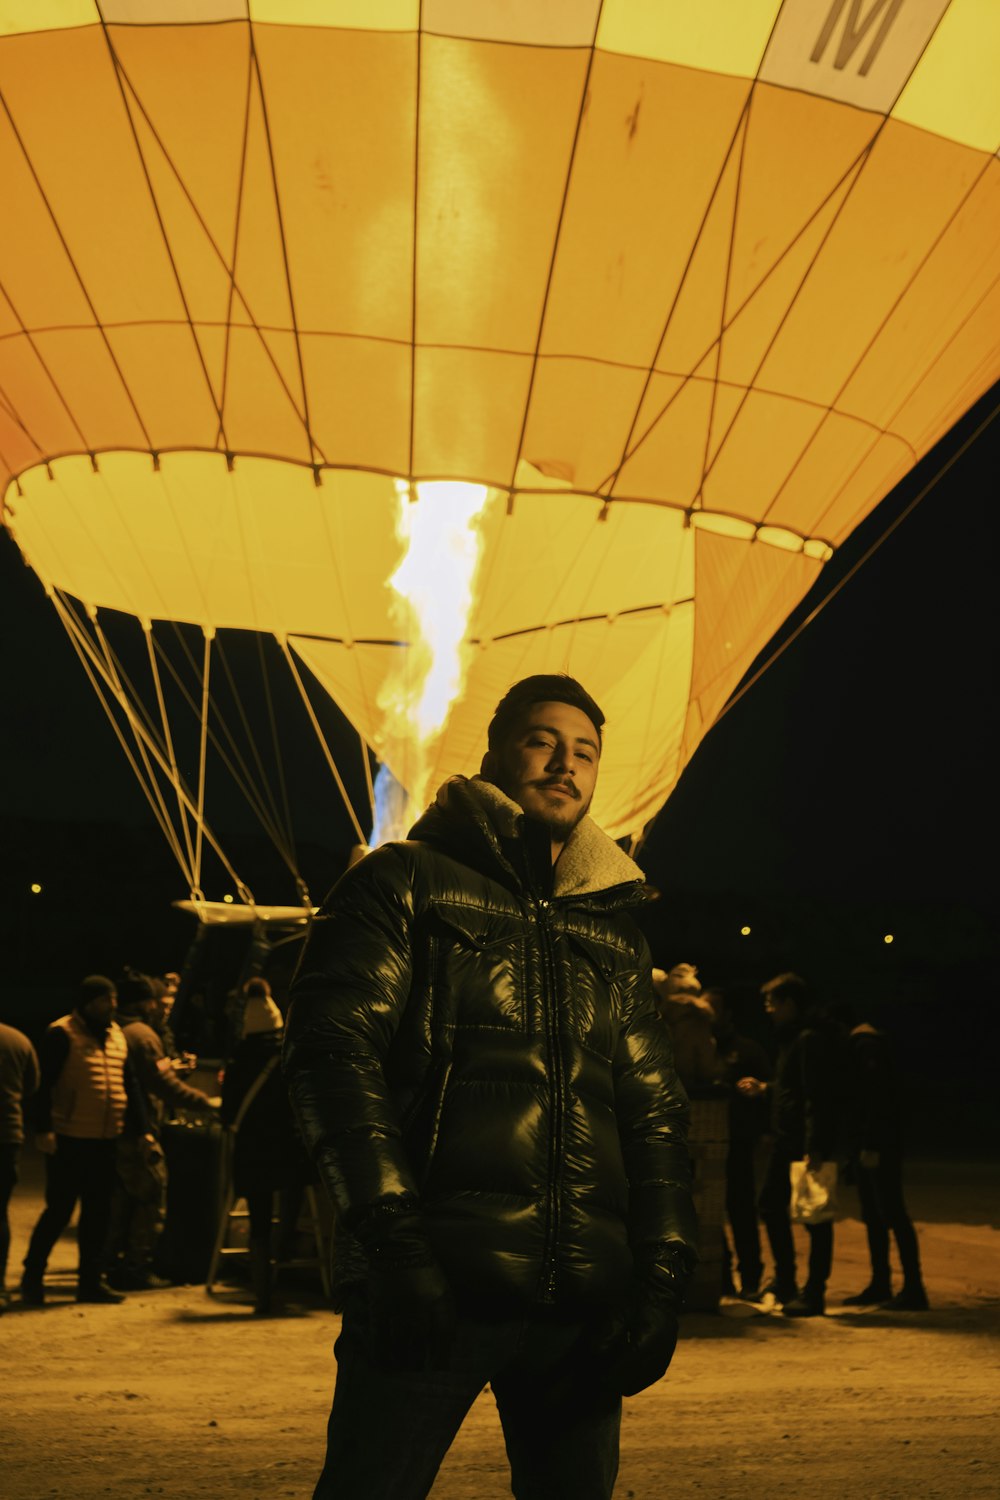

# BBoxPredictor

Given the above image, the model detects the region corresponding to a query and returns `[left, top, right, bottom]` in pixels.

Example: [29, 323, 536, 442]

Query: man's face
[486, 699, 600, 848]
[764, 993, 796, 1028]
[80, 989, 117, 1033]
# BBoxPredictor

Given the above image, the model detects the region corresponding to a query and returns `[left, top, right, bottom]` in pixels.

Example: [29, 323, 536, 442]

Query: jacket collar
[411, 775, 647, 901]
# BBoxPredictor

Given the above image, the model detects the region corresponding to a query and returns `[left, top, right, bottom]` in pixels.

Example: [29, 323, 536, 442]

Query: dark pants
[0, 1142, 20, 1286]
[758, 1142, 833, 1297]
[23, 1135, 119, 1290]
[854, 1151, 923, 1289]
[107, 1134, 168, 1273]
[314, 1296, 622, 1500]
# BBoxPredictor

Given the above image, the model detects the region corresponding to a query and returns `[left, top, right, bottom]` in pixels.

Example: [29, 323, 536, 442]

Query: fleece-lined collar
[420, 775, 646, 900]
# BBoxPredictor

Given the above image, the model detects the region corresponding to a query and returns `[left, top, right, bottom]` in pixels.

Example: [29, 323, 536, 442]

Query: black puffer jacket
[283, 776, 697, 1316]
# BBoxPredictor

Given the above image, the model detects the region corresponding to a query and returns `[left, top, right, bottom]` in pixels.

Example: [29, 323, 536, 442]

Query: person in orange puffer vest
[20, 975, 151, 1306]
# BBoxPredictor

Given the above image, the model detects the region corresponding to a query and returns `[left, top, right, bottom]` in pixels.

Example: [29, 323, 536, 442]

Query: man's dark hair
[760, 971, 808, 1009]
[79, 974, 115, 1008]
[486, 674, 605, 751]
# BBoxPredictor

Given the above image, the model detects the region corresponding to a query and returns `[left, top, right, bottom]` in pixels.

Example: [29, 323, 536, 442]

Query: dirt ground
[2, 1153, 998, 1500]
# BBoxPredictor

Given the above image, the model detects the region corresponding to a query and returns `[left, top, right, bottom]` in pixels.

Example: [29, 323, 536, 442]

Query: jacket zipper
[536, 897, 564, 1304]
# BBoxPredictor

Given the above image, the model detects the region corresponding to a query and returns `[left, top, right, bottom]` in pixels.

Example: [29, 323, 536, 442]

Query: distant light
[883, 933, 894, 945]
[30, 882, 43, 894]
[740, 925, 751, 937]
[223, 893, 234, 904]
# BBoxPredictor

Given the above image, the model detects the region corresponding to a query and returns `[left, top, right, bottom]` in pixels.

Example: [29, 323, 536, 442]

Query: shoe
[76, 1278, 126, 1305]
[739, 1282, 762, 1301]
[108, 1267, 172, 1291]
[842, 1283, 892, 1306]
[0, 1288, 10, 1314]
[782, 1292, 825, 1318]
[758, 1278, 798, 1305]
[886, 1286, 929, 1311]
[20, 1276, 45, 1307]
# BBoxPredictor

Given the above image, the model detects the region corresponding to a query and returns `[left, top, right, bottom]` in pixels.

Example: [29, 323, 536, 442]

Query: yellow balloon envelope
[1, 0, 998, 859]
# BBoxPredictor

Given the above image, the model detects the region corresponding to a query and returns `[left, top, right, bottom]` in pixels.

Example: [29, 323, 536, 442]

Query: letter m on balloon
[811, 0, 904, 77]
[759, 0, 949, 112]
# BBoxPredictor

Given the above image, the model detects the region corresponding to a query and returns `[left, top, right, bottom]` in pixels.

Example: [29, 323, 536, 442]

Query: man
[22, 975, 151, 1305]
[284, 674, 698, 1500]
[105, 969, 219, 1291]
[832, 1000, 928, 1310]
[0, 1017, 40, 1312]
[704, 985, 771, 1299]
[737, 972, 843, 1317]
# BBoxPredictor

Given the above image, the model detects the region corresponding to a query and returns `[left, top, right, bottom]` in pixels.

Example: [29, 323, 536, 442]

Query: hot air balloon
[1, 0, 998, 913]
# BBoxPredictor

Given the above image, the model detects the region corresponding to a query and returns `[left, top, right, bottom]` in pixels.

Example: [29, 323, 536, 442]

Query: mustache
[536, 778, 579, 799]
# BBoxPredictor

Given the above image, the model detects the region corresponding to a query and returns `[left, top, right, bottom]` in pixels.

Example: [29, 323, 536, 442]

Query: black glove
[599, 1252, 689, 1398]
[354, 1199, 457, 1373]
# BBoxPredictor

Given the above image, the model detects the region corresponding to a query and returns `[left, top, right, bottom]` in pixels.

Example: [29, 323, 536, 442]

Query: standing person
[21, 976, 150, 1306]
[705, 985, 772, 1300]
[737, 972, 842, 1318]
[0, 1018, 40, 1313]
[220, 977, 315, 1315]
[833, 1001, 929, 1310]
[105, 969, 219, 1291]
[283, 674, 698, 1500]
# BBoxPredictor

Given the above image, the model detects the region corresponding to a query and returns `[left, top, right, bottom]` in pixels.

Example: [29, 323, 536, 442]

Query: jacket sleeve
[613, 944, 699, 1273]
[282, 846, 423, 1223]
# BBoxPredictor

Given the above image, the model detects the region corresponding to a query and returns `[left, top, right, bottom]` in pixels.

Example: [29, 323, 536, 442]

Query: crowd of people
[0, 967, 317, 1314]
[651, 961, 928, 1317]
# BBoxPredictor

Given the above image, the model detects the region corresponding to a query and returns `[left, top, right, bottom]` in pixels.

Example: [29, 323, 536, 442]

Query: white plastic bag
[789, 1160, 841, 1225]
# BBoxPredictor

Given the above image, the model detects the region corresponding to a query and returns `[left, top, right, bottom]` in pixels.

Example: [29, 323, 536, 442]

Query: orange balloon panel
[1, 2, 998, 844]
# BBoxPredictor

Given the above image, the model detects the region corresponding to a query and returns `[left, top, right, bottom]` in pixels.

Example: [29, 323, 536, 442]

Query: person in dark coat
[0, 1018, 40, 1312]
[832, 1001, 928, 1310]
[106, 969, 219, 1290]
[737, 972, 844, 1317]
[705, 985, 772, 1300]
[283, 674, 697, 1500]
[220, 977, 313, 1315]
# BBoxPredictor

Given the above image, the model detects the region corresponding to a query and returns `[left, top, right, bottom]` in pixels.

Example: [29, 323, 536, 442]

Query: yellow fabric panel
[723, 85, 880, 339]
[253, 24, 416, 342]
[424, 0, 601, 47]
[718, 164, 861, 395]
[0, 335, 86, 468]
[542, 53, 748, 367]
[596, 0, 777, 77]
[761, 409, 905, 542]
[689, 528, 822, 743]
[0, 78, 96, 329]
[702, 390, 826, 524]
[411, 346, 530, 482]
[518, 359, 648, 495]
[892, 278, 1000, 457]
[469, 491, 693, 645]
[813, 432, 916, 548]
[0, 28, 185, 327]
[894, 0, 1000, 152]
[839, 156, 1000, 432]
[415, 36, 587, 352]
[212, 327, 313, 464]
[104, 325, 225, 452]
[31, 329, 150, 449]
[613, 374, 715, 505]
[301, 334, 411, 478]
[0, 0, 94, 35]
[251, 0, 417, 27]
[107, 24, 253, 330]
[757, 118, 990, 410]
